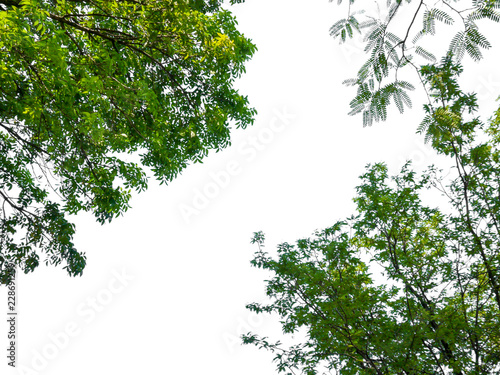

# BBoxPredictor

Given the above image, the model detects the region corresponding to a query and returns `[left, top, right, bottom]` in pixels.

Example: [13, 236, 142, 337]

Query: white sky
[2, 1, 500, 374]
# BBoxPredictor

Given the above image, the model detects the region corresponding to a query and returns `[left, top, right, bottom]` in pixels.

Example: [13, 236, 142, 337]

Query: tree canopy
[244, 57, 500, 374]
[0, 0, 255, 284]
[242, 0, 500, 372]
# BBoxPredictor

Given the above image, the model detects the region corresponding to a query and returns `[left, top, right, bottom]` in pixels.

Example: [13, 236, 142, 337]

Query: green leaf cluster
[0, 0, 256, 283]
[330, 0, 500, 124]
[245, 58, 500, 374]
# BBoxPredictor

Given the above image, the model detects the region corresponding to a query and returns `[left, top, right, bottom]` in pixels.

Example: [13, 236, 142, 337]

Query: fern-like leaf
[394, 91, 404, 113]
[360, 19, 378, 29]
[362, 110, 373, 127]
[379, 53, 389, 77]
[386, 2, 401, 22]
[448, 31, 466, 61]
[365, 23, 386, 42]
[431, 9, 454, 25]
[357, 58, 374, 83]
[418, 113, 433, 139]
[342, 78, 359, 86]
[412, 30, 425, 44]
[348, 80, 414, 124]
[422, 10, 437, 35]
[400, 89, 412, 108]
[348, 16, 361, 34]
[468, 7, 500, 22]
[386, 32, 402, 45]
[385, 41, 400, 65]
[395, 80, 416, 91]
[350, 104, 366, 116]
[465, 38, 483, 60]
[330, 19, 347, 37]
[369, 78, 375, 91]
[466, 26, 491, 49]
[415, 46, 437, 61]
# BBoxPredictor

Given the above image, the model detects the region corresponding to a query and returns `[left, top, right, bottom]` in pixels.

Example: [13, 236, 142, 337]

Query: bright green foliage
[0, 0, 255, 283]
[244, 59, 500, 374]
[330, 0, 500, 126]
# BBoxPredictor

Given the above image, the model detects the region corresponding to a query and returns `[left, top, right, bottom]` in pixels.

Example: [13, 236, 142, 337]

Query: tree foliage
[330, 0, 500, 126]
[244, 58, 500, 374]
[0, 0, 255, 283]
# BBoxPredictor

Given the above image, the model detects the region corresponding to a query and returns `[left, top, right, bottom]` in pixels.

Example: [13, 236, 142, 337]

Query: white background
[2, 0, 500, 374]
